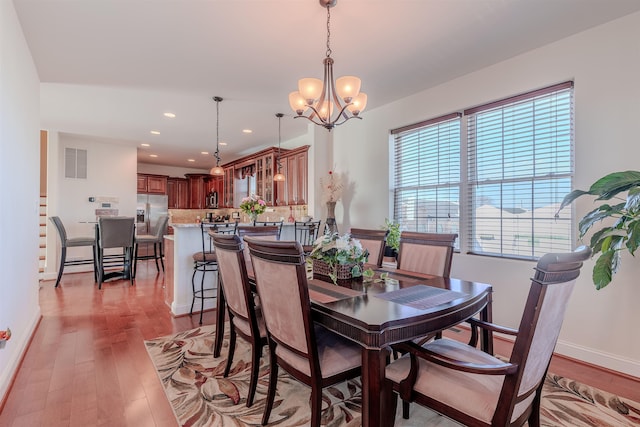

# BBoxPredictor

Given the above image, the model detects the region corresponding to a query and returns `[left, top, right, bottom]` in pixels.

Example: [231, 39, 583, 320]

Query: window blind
[465, 82, 574, 259]
[392, 113, 461, 246]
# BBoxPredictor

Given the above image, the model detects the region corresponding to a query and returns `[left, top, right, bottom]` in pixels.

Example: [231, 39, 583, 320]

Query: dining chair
[133, 214, 169, 278]
[212, 224, 281, 359]
[384, 246, 591, 427]
[252, 220, 284, 239]
[211, 234, 267, 407]
[96, 216, 135, 289]
[49, 216, 97, 287]
[396, 231, 458, 277]
[243, 237, 362, 427]
[294, 219, 321, 254]
[349, 228, 388, 267]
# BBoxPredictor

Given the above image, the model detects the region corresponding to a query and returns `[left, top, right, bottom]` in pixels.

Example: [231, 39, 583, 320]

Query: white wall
[0, 0, 42, 402]
[333, 12, 640, 376]
[43, 133, 138, 279]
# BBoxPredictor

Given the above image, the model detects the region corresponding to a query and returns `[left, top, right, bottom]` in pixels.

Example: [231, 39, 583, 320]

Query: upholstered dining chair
[96, 216, 136, 289]
[349, 228, 388, 267]
[211, 234, 267, 407]
[243, 237, 362, 427]
[237, 225, 280, 274]
[252, 220, 284, 239]
[133, 214, 169, 278]
[384, 246, 591, 427]
[396, 231, 458, 277]
[49, 216, 97, 287]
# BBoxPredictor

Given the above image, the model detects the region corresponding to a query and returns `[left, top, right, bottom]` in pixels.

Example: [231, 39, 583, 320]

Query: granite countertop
[170, 221, 299, 228]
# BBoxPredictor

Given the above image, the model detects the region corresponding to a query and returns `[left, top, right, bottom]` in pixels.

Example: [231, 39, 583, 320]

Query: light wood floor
[0, 263, 638, 426]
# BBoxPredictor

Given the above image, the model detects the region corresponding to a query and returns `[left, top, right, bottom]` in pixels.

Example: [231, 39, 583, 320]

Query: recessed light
[242, 129, 252, 134]
[187, 159, 195, 162]
[149, 154, 158, 158]
[219, 142, 227, 146]
[201, 151, 209, 155]
[150, 130, 160, 135]
[141, 143, 150, 147]
[164, 112, 176, 118]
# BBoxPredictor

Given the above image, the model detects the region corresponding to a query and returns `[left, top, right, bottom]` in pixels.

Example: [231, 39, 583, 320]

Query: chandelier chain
[325, 4, 332, 58]
[215, 97, 220, 165]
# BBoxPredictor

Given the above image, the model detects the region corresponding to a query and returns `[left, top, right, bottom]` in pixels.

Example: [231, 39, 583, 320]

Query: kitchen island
[164, 221, 297, 317]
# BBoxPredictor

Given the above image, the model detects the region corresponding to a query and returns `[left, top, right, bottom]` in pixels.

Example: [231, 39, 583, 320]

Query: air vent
[65, 148, 87, 179]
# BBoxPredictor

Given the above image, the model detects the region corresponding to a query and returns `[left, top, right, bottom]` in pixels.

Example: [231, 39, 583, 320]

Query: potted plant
[382, 218, 401, 260]
[308, 232, 369, 284]
[556, 170, 640, 289]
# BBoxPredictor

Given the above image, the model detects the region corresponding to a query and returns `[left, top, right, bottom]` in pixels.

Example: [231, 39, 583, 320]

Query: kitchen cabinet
[137, 173, 168, 194]
[255, 153, 274, 205]
[281, 146, 308, 205]
[222, 166, 234, 208]
[185, 173, 210, 209]
[167, 177, 189, 209]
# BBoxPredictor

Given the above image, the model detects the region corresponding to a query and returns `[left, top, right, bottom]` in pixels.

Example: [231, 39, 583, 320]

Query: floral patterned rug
[144, 325, 640, 427]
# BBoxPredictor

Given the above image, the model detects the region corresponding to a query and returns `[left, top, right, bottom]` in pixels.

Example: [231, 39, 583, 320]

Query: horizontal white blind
[392, 113, 461, 246]
[466, 82, 574, 259]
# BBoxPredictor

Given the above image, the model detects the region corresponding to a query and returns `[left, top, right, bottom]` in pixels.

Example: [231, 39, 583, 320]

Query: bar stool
[190, 221, 237, 324]
[133, 214, 169, 278]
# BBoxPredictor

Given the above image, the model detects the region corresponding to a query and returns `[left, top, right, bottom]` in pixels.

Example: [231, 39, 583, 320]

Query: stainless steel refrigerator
[136, 194, 169, 255]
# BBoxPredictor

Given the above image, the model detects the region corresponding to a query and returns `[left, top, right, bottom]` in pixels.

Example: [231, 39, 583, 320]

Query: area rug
[145, 325, 640, 427]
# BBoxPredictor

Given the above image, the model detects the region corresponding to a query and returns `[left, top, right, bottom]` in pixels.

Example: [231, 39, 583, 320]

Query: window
[392, 113, 461, 248]
[391, 82, 574, 260]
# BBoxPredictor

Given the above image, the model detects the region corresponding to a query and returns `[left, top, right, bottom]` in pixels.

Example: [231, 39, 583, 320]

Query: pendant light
[273, 113, 286, 182]
[210, 96, 224, 176]
[288, 0, 367, 131]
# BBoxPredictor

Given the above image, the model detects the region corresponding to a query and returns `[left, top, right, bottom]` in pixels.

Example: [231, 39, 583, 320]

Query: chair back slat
[294, 220, 321, 246]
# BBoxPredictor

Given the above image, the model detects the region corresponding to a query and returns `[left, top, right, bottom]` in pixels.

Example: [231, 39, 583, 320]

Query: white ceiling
[14, 0, 640, 170]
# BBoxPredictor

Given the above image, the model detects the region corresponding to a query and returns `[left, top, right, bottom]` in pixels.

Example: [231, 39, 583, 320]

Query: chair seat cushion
[385, 338, 534, 424]
[193, 251, 217, 263]
[135, 234, 161, 244]
[275, 324, 361, 378]
[66, 237, 95, 247]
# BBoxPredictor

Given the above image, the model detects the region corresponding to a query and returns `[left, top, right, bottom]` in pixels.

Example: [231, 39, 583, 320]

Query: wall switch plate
[88, 197, 95, 202]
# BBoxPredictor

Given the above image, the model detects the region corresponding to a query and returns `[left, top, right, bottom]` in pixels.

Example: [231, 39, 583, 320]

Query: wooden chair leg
[159, 242, 165, 272]
[310, 382, 322, 427]
[402, 399, 410, 419]
[246, 339, 261, 407]
[153, 243, 160, 272]
[224, 322, 236, 378]
[261, 348, 279, 426]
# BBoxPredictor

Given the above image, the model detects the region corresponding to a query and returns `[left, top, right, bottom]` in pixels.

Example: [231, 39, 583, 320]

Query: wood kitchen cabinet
[167, 177, 189, 209]
[185, 173, 210, 209]
[281, 146, 308, 205]
[137, 173, 168, 194]
[255, 153, 274, 205]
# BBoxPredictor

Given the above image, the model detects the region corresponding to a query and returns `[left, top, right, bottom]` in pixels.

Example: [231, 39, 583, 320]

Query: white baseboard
[0, 307, 41, 404]
[171, 299, 217, 317]
[555, 340, 640, 379]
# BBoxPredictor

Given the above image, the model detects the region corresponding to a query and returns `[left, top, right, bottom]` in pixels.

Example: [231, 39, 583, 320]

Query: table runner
[307, 278, 364, 303]
[375, 284, 465, 310]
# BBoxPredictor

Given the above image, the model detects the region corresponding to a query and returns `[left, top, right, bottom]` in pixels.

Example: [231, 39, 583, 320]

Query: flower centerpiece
[239, 194, 266, 223]
[309, 232, 369, 284]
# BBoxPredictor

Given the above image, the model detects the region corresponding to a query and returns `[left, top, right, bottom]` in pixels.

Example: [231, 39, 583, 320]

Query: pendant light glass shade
[210, 165, 224, 176]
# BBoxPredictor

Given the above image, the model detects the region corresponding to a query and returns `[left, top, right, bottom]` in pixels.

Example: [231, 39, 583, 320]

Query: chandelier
[288, 0, 367, 131]
[273, 113, 286, 182]
[210, 96, 224, 176]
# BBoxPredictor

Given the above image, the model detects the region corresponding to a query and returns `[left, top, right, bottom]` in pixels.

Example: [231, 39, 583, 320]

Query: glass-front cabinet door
[255, 154, 274, 205]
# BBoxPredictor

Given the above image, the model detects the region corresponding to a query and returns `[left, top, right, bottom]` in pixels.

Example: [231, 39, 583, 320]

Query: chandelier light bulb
[336, 76, 361, 102]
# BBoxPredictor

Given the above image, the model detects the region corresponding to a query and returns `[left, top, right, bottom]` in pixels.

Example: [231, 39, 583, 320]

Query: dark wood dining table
[214, 265, 493, 427]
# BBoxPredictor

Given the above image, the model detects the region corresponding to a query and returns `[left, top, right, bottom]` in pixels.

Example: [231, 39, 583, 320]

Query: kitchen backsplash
[169, 205, 308, 224]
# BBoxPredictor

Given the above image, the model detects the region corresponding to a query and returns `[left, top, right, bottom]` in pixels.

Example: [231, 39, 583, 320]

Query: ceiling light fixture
[164, 112, 176, 118]
[288, 0, 367, 131]
[273, 113, 286, 182]
[210, 96, 225, 176]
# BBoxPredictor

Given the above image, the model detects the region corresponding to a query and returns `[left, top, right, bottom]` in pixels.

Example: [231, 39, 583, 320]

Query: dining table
[213, 264, 493, 427]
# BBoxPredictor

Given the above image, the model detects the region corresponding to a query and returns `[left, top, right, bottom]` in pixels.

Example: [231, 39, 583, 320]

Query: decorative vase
[326, 201, 338, 234]
[248, 212, 258, 224]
